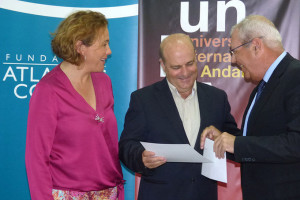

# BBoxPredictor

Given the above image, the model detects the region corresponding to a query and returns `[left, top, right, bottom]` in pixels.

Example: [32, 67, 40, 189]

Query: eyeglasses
[229, 37, 263, 56]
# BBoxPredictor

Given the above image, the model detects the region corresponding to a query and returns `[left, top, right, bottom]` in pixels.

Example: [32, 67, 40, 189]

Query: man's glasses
[229, 37, 263, 56]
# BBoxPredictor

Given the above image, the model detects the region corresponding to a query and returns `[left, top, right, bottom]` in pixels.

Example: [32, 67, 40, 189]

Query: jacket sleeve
[221, 91, 241, 136]
[119, 92, 153, 175]
[219, 91, 241, 161]
[25, 82, 57, 200]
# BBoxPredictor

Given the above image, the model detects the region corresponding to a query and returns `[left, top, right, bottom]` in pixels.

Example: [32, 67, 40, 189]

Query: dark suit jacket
[119, 79, 239, 200]
[234, 53, 300, 200]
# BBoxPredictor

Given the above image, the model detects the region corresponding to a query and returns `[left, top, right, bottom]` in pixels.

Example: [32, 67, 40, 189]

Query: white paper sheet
[201, 138, 227, 183]
[140, 138, 227, 183]
[141, 142, 211, 163]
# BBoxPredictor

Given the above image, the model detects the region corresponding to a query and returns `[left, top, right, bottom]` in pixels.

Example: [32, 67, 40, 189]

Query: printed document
[141, 138, 227, 183]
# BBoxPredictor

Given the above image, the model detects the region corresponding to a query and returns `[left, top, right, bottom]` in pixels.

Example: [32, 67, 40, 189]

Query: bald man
[119, 33, 239, 200]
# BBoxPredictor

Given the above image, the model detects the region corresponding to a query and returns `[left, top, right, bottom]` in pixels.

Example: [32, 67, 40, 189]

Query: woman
[25, 10, 124, 200]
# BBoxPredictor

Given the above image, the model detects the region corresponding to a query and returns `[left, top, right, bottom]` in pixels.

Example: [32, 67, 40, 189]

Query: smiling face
[160, 38, 197, 99]
[81, 27, 111, 72]
[230, 30, 264, 84]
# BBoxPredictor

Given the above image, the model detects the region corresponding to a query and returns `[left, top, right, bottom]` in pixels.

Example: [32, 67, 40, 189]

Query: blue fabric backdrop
[0, 1, 137, 199]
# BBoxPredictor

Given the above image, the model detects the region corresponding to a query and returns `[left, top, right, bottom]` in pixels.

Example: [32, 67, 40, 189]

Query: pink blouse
[25, 65, 124, 200]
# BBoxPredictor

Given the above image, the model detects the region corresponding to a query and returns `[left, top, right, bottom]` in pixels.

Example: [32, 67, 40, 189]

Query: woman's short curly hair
[51, 10, 108, 66]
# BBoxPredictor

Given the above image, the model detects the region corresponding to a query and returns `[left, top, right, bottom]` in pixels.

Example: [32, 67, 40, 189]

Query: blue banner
[0, 1, 137, 199]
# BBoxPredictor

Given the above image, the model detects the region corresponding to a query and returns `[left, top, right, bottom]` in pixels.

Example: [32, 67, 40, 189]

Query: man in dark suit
[201, 15, 300, 200]
[119, 33, 239, 200]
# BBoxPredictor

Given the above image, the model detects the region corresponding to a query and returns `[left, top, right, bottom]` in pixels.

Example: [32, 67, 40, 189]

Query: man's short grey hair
[231, 15, 283, 50]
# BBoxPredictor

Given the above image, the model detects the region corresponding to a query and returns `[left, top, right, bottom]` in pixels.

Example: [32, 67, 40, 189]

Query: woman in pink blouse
[25, 10, 124, 200]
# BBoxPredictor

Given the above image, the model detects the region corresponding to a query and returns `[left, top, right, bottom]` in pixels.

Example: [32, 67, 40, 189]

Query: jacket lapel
[154, 79, 190, 144]
[241, 89, 256, 131]
[246, 54, 292, 135]
[197, 83, 210, 134]
[194, 82, 212, 152]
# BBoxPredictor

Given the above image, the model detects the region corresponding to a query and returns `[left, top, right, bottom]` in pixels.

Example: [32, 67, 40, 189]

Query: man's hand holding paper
[142, 150, 167, 169]
[141, 140, 227, 183]
[201, 125, 236, 159]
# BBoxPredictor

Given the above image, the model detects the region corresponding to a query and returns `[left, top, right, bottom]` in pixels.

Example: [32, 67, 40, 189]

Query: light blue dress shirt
[242, 51, 287, 136]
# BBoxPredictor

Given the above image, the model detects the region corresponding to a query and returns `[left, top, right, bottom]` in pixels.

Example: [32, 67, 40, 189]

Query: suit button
[191, 178, 195, 183]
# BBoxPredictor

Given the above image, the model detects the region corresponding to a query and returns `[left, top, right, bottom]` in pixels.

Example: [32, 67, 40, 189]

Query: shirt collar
[167, 79, 197, 99]
[263, 51, 287, 83]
